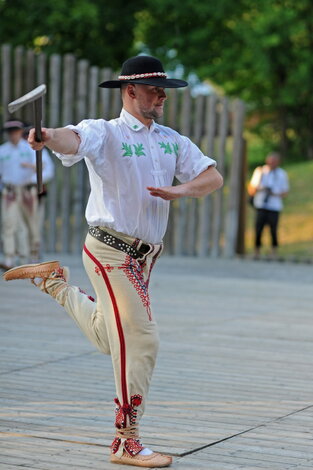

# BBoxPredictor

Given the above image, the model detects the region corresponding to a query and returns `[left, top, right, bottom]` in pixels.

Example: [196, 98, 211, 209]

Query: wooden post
[88, 66, 98, 118]
[60, 54, 76, 252]
[25, 49, 35, 123]
[99, 68, 112, 119]
[211, 97, 228, 257]
[47, 53, 61, 252]
[36, 53, 47, 121]
[13, 46, 24, 121]
[1, 44, 11, 124]
[224, 99, 245, 258]
[236, 138, 247, 255]
[186, 94, 204, 256]
[198, 93, 217, 257]
[73, 59, 89, 253]
[174, 88, 192, 255]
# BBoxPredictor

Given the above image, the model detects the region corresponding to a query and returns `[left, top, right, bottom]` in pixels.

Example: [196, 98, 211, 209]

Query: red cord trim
[83, 244, 129, 406]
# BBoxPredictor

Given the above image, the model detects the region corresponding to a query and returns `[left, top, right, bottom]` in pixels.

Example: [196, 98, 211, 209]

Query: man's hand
[28, 127, 52, 151]
[147, 185, 186, 201]
[20, 162, 36, 171]
[148, 167, 223, 201]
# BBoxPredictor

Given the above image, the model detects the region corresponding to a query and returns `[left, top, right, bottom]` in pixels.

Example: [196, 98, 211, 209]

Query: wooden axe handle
[33, 98, 43, 194]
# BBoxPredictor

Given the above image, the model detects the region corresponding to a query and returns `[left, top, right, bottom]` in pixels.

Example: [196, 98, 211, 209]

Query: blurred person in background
[0, 121, 54, 270]
[248, 152, 289, 260]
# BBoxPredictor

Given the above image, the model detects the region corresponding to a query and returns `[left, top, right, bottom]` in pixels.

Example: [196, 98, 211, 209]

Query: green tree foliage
[0, 0, 144, 70]
[135, 0, 313, 159]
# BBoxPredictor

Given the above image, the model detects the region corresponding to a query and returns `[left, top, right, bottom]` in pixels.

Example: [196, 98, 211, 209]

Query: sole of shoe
[2, 261, 60, 281]
[110, 453, 172, 468]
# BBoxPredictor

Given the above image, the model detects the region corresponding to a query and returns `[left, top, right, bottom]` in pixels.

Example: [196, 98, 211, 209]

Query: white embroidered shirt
[55, 109, 216, 244]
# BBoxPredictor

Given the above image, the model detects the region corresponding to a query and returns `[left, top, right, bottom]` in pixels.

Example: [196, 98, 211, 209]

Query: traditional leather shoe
[110, 450, 172, 468]
[2, 261, 60, 282]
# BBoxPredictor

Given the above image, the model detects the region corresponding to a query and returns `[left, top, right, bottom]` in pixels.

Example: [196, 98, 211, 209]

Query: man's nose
[159, 88, 167, 99]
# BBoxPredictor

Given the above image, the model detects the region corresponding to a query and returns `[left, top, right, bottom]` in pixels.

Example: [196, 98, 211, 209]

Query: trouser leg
[1, 187, 19, 264]
[255, 209, 267, 248]
[20, 186, 40, 260]
[268, 210, 280, 247]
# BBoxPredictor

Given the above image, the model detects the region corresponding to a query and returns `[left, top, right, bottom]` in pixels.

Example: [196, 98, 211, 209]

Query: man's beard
[140, 106, 163, 120]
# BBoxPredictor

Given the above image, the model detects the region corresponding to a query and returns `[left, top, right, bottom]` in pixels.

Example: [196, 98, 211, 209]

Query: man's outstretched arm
[28, 127, 81, 155]
[147, 166, 223, 201]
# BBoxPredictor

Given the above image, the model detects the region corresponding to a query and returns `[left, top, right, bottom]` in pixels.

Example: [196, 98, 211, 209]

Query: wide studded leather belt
[88, 226, 152, 260]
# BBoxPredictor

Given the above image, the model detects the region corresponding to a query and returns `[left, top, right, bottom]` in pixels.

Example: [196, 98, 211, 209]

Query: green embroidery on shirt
[133, 143, 146, 156]
[133, 125, 139, 129]
[172, 143, 179, 156]
[158, 142, 173, 154]
[122, 142, 133, 157]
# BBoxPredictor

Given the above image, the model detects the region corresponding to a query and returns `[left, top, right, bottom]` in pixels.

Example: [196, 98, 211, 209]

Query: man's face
[266, 155, 280, 169]
[132, 84, 167, 120]
[7, 129, 23, 145]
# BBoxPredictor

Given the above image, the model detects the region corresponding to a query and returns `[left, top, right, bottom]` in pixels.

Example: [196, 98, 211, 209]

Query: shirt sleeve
[250, 167, 263, 187]
[53, 119, 107, 167]
[175, 135, 216, 183]
[281, 170, 289, 192]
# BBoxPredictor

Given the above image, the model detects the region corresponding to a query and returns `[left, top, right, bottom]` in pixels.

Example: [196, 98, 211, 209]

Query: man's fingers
[28, 128, 46, 150]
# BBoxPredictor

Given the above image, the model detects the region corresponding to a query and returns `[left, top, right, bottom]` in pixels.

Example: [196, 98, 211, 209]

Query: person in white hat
[4, 56, 223, 468]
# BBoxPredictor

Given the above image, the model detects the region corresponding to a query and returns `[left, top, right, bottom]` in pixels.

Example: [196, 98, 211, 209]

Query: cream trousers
[48, 229, 163, 452]
[1, 185, 40, 260]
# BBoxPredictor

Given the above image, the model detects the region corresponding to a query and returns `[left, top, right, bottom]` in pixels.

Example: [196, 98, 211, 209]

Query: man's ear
[127, 84, 136, 99]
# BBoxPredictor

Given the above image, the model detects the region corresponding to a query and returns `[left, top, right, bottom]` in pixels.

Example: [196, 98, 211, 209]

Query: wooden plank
[48, 54, 61, 128]
[1, 44, 11, 124]
[36, 53, 47, 123]
[61, 54, 75, 126]
[60, 54, 76, 253]
[73, 59, 89, 253]
[197, 94, 217, 256]
[224, 99, 245, 258]
[13, 46, 24, 121]
[47, 53, 61, 252]
[173, 88, 192, 255]
[211, 97, 229, 257]
[99, 67, 112, 119]
[166, 88, 178, 131]
[88, 66, 98, 119]
[25, 49, 35, 124]
[186, 95, 204, 256]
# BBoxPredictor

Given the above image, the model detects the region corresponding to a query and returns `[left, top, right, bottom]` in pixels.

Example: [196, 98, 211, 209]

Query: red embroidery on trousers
[118, 247, 162, 321]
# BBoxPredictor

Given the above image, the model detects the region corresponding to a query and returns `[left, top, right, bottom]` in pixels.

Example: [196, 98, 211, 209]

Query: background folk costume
[3, 56, 221, 468]
[0, 121, 54, 269]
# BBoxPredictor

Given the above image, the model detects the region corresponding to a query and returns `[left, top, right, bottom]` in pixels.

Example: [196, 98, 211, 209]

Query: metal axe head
[8, 84, 46, 114]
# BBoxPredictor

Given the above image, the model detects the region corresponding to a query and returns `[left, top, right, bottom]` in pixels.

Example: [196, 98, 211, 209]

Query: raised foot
[2, 261, 60, 282]
[111, 451, 172, 468]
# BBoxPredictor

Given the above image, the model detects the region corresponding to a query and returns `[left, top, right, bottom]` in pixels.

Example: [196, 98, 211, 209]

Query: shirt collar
[120, 108, 160, 133]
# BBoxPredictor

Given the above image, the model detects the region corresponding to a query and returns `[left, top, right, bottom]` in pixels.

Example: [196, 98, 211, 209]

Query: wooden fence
[0, 44, 246, 257]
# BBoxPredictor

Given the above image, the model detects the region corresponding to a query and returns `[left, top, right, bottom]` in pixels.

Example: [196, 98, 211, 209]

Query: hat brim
[2, 126, 24, 132]
[99, 77, 188, 89]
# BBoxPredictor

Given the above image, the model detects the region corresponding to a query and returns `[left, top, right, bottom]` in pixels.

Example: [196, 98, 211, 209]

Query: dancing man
[4, 55, 223, 468]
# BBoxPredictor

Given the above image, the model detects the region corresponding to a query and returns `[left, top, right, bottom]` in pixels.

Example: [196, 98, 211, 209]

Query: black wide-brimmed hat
[99, 55, 188, 89]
